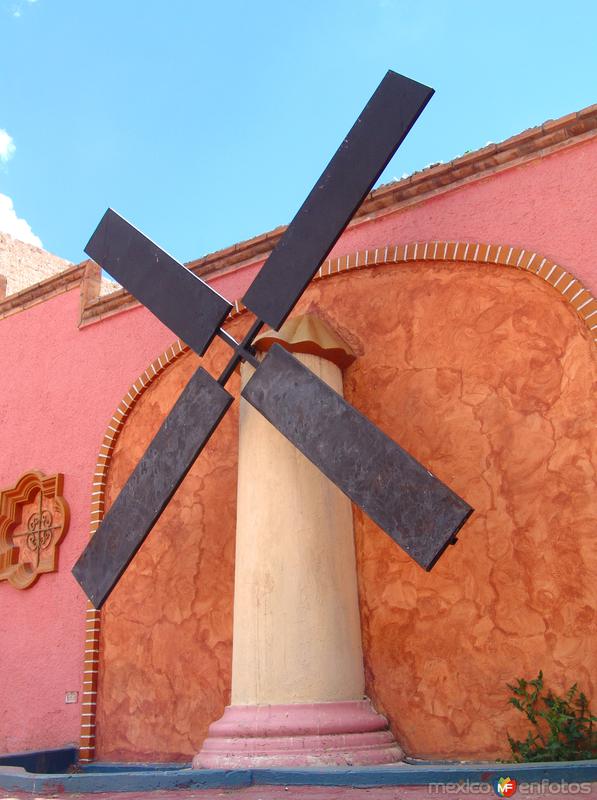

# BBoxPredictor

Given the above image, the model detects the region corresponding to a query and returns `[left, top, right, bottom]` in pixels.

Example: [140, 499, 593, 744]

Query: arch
[78, 242, 596, 760]
[78, 341, 193, 759]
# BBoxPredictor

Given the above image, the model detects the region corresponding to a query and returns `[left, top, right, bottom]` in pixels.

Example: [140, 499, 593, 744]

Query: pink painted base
[193, 700, 404, 768]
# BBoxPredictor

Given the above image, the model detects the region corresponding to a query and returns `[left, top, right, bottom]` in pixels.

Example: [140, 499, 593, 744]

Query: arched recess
[79, 242, 596, 762]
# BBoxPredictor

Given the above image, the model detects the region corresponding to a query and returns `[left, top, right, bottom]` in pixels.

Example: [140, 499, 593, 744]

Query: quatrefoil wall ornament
[0, 471, 69, 589]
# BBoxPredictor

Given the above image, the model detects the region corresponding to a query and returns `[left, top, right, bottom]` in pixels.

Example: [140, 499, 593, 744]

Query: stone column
[194, 315, 402, 768]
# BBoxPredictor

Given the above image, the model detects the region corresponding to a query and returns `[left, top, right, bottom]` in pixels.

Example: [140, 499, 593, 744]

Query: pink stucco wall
[0, 293, 178, 753]
[340, 138, 597, 293]
[0, 134, 595, 754]
[223, 138, 597, 300]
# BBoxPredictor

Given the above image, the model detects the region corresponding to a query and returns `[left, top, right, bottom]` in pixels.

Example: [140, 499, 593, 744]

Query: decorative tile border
[312, 242, 597, 338]
[78, 340, 189, 762]
[79, 242, 596, 760]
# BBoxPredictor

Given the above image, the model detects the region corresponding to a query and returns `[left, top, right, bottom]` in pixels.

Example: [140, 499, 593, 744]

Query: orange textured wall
[327, 263, 596, 759]
[97, 261, 596, 760]
[95, 316, 250, 761]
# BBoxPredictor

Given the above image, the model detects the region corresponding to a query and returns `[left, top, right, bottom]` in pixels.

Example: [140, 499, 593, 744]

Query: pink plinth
[193, 699, 404, 768]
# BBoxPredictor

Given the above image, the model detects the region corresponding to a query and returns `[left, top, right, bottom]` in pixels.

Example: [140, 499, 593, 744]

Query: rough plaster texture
[96, 261, 595, 761]
[0, 232, 71, 296]
[231, 354, 364, 705]
[0, 135, 595, 757]
[94, 324, 246, 762]
[304, 264, 596, 759]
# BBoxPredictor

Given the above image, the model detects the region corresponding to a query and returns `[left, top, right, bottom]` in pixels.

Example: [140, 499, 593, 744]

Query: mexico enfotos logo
[428, 778, 593, 795]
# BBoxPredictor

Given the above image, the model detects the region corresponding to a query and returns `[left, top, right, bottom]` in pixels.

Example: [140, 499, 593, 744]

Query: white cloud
[0, 131, 43, 247]
[0, 193, 43, 247]
[0, 129, 16, 163]
[9, 0, 38, 17]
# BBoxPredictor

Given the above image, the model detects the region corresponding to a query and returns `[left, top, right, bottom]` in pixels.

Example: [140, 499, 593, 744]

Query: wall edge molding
[2, 104, 596, 324]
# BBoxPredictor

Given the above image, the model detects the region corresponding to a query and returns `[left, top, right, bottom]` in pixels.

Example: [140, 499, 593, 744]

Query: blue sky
[0, 0, 596, 264]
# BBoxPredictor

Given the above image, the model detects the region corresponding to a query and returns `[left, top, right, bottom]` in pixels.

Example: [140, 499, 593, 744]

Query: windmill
[72, 71, 473, 609]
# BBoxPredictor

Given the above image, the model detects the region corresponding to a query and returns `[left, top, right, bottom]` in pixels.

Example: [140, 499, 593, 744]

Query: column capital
[253, 313, 355, 370]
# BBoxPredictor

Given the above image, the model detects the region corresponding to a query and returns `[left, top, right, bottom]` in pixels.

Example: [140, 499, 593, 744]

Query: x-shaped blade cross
[73, 71, 473, 609]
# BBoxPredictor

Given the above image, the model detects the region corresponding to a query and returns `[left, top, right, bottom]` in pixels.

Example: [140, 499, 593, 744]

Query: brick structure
[0, 232, 71, 297]
[0, 231, 120, 300]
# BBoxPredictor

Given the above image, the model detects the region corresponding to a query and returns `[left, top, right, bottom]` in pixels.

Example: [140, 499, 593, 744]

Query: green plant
[506, 671, 597, 762]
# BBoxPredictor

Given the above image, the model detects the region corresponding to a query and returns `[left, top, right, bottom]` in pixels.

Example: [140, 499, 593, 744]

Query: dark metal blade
[72, 368, 233, 608]
[242, 345, 472, 570]
[242, 71, 433, 331]
[85, 209, 232, 356]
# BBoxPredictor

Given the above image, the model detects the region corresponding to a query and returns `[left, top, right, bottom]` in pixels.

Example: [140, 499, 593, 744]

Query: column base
[193, 699, 404, 768]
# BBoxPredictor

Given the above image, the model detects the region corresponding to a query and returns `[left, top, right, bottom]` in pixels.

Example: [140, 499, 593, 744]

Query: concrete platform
[0, 757, 595, 797]
[1, 784, 597, 800]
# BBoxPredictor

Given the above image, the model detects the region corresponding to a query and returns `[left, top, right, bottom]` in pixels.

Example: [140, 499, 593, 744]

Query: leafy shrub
[506, 671, 597, 762]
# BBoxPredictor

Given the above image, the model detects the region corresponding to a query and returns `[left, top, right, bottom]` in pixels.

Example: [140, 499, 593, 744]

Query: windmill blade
[72, 368, 233, 608]
[85, 209, 232, 356]
[242, 71, 433, 331]
[242, 345, 472, 570]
